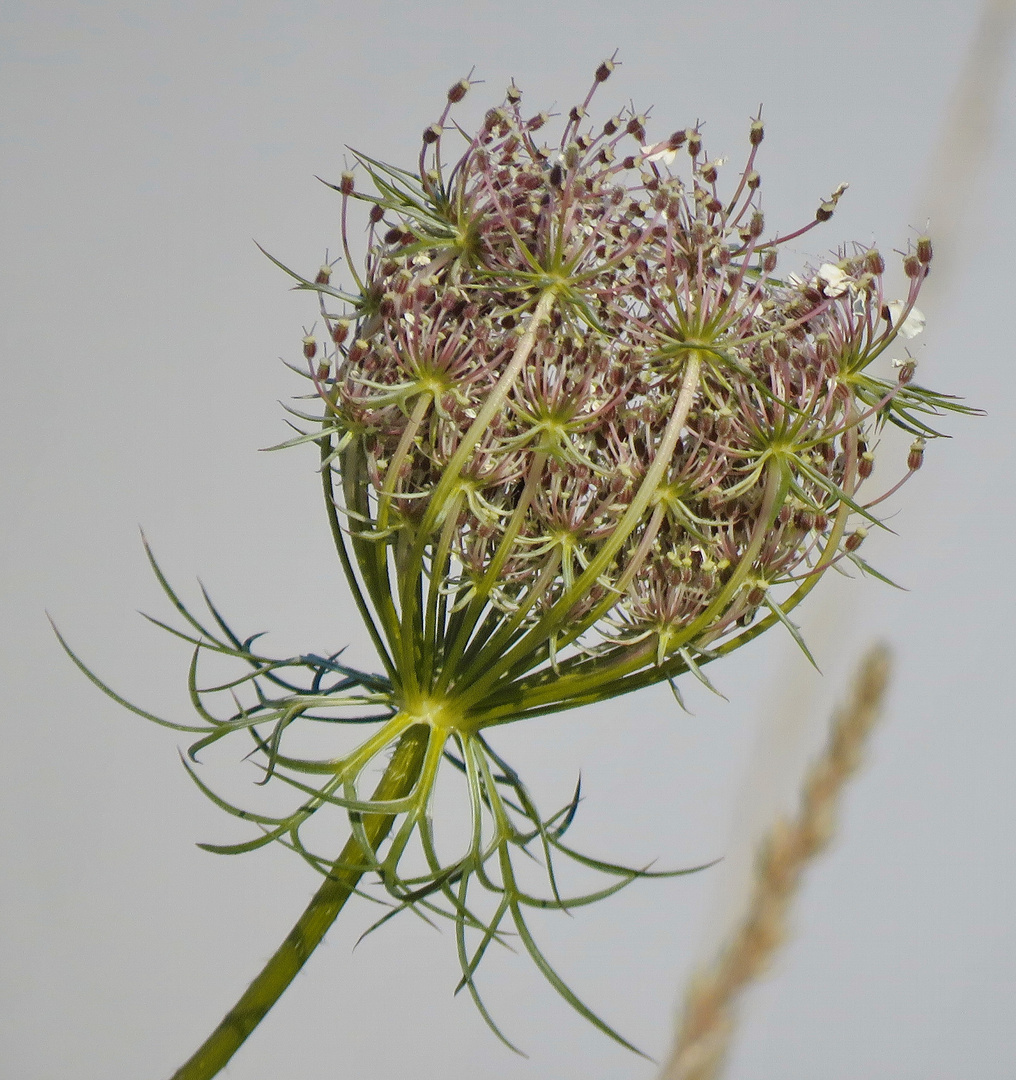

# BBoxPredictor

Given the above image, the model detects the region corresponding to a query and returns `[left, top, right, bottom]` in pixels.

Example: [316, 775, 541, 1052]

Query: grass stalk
[658, 645, 891, 1080]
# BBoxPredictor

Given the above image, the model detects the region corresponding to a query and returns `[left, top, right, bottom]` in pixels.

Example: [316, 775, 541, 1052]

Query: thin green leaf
[49, 618, 207, 733]
[507, 896, 650, 1060]
[762, 593, 821, 671]
[844, 551, 907, 589]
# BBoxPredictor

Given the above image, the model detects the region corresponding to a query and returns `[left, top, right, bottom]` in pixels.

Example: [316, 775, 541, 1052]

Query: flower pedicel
[60, 58, 975, 1079]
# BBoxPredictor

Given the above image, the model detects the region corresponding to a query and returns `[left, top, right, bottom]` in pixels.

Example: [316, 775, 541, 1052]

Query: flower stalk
[168, 726, 429, 1080]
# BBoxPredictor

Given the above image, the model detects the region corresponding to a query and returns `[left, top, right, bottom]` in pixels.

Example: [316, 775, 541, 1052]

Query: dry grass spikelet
[660, 645, 891, 1080]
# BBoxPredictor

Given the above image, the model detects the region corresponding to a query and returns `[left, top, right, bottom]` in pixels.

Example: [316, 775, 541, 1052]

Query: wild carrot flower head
[286, 61, 960, 705]
[65, 60, 975, 1055]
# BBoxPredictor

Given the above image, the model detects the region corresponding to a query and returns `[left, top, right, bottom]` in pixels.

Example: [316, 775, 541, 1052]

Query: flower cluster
[67, 62, 974, 1061]
[280, 62, 959, 723]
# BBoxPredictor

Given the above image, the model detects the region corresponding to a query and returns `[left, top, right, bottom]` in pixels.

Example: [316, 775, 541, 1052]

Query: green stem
[167, 725, 430, 1080]
[320, 435, 398, 683]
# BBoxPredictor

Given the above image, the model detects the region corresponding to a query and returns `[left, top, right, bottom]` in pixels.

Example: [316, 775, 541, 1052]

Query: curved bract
[64, 60, 975, 1065]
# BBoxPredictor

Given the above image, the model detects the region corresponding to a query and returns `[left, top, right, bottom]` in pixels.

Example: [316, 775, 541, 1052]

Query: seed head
[296, 67, 965, 702]
[241, 75, 974, 1041]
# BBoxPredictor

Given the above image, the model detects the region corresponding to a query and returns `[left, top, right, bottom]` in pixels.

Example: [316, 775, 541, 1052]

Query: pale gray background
[2, 2, 1014, 1078]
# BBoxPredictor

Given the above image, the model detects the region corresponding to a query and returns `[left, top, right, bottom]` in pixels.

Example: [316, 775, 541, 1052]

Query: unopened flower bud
[845, 526, 867, 552]
[626, 116, 646, 143]
[908, 438, 926, 471]
[484, 107, 507, 133]
[816, 182, 848, 222]
[863, 248, 885, 275]
[895, 358, 917, 384]
[447, 78, 470, 104]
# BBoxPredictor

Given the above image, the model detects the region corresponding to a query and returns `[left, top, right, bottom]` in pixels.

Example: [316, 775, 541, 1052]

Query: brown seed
[844, 527, 867, 552]
[908, 439, 926, 471]
[447, 78, 471, 104]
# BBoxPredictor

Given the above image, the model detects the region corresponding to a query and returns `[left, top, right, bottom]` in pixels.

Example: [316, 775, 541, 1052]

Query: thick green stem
[167, 725, 430, 1080]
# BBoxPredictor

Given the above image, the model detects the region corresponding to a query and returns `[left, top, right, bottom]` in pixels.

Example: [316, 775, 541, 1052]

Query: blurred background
[2, 2, 1013, 1078]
